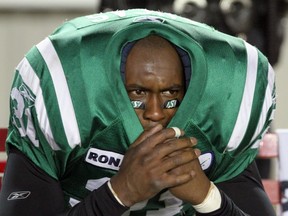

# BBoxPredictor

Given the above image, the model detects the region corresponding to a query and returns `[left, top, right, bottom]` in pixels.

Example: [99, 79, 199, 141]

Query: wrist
[192, 182, 222, 213]
[109, 177, 136, 207]
[107, 181, 127, 207]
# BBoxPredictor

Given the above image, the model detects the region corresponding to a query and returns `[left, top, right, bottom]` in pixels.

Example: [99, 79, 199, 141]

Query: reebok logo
[8, 191, 31, 200]
[85, 148, 124, 171]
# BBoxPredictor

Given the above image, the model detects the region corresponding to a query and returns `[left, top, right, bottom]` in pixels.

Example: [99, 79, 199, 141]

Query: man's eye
[162, 90, 177, 95]
[134, 90, 145, 95]
[128, 89, 145, 96]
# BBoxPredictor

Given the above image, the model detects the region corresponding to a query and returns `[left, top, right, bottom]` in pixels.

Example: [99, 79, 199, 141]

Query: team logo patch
[8, 191, 31, 200]
[133, 16, 165, 23]
[199, 152, 214, 171]
[85, 148, 124, 171]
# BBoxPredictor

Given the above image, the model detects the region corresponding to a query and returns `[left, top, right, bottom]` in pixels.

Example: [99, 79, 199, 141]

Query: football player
[0, 9, 276, 216]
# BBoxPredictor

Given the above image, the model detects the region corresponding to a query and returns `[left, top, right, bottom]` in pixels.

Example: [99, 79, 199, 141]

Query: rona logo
[85, 148, 124, 171]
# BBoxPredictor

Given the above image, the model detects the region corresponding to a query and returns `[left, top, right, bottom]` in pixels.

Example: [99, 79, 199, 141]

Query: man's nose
[143, 95, 165, 122]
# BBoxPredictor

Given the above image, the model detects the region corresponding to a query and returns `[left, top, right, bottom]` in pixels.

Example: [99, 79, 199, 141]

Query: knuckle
[151, 179, 163, 190]
[140, 154, 152, 166]
[161, 128, 174, 140]
[148, 169, 158, 179]
[165, 140, 176, 150]
[187, 149, 195, 157]
[171, 156, 183, 166]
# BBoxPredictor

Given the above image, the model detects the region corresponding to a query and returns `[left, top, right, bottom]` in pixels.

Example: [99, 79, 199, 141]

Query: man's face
[125, 38, 185, 131]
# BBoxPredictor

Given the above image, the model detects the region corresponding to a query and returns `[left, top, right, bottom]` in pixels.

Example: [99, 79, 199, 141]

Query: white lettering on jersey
[69, 197, 80, 207]
[123, 191, 183, 216]
[85, 177, 110, 191]
[11, 85, 39, 147]
[15, 58, 61, 150]
[147, 191, 183, 216]
[85, 148, 124, 171]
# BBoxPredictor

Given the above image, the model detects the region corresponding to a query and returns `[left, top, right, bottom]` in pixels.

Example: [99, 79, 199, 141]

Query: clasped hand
[110, 125, 210, 207]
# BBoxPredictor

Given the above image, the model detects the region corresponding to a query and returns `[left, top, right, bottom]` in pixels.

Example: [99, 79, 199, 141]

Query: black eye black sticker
[131, 99, 181, 109]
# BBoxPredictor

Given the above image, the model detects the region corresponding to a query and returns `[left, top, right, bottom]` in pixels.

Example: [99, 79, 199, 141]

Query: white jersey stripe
[268, 64, 276, 121]
[36, 38, 81, 149]
[16, 58, 60, 150]
[267, 64, 275, 95]
[226, 42, 258, 151]
[251, 64, 275, 148]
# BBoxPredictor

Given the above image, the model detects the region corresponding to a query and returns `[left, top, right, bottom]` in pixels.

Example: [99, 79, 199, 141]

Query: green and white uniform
[7, 9, 276, 215]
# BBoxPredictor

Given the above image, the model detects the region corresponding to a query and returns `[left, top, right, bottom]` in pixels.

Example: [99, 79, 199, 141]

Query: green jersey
[7, 9, 276, 215]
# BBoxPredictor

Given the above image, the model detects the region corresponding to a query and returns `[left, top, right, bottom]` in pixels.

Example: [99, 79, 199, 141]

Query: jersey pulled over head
[7, 9, 276, 215]
[120, 35, 191, 112]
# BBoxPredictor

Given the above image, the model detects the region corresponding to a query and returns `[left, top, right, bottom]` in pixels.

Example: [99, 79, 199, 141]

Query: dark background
[100, 0, 287, 66]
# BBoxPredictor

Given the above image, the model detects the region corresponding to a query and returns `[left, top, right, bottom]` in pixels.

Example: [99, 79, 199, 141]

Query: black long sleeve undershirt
[67, 182, 128, 216]
[0, 147, 275, 216]
[68, 182, 249, 216]
[195, 190, 249, 216]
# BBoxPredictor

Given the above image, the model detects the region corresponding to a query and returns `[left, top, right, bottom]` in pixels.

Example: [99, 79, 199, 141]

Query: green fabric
[6, 9, 276, 215]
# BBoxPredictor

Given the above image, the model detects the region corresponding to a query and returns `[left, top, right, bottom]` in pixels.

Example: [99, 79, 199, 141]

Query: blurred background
[0, 0, 287, 130]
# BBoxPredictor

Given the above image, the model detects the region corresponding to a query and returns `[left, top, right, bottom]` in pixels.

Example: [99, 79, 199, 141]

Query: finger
[131, 127, 185, 151]
[158, 172, 194, 189]
[168, 149, 198, 167]
[130, 124, 163, 147]
[190, 137, 198, 146]
[167, 148, 197, 159]
[168, 160, 198, 176]
[154, 137, 197, 159]
[163, 128, 185, 143]
[158, 149, 198, 173]
[147, 127, 185, 146]
[194, 148, 201, 157]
